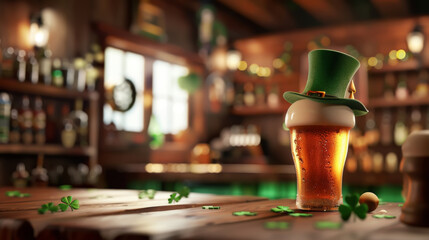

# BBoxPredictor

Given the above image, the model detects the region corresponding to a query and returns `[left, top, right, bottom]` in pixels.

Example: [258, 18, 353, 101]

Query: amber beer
[290, 125, 350, 211]
[285, 99, 355, 211]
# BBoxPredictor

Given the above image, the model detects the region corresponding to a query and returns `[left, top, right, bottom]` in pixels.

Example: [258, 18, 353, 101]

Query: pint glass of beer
[285, 99, 355, 211]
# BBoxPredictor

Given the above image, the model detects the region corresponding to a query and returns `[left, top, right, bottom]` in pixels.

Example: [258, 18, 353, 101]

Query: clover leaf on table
[58, 196, 80, 212]
[339, 193, 368, 221]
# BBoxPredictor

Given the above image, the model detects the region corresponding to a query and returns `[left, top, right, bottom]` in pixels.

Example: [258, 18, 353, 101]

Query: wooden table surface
[0, 187, 428, 240]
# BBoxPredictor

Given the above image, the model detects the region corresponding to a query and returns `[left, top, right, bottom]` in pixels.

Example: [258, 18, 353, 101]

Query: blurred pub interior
[2, 0, 429, 202]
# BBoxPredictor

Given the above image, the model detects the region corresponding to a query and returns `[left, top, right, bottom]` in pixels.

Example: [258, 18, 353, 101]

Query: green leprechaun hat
[283, 49, 368, 116]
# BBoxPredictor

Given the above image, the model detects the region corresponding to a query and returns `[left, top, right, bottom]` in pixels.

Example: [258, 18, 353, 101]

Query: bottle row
[12, 160, 102, 188]
[0, 93, 88, 147]
[0, 45, 103, 91]
[376, 70, 429, 99]
[346, 150, 400, 174]
[350, 107, 429, 148]
[233, 82, 280, 108]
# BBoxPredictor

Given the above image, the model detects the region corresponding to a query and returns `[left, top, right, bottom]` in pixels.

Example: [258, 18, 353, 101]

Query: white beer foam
[285, 99, 355, 128]
[402, 130, 429, 157]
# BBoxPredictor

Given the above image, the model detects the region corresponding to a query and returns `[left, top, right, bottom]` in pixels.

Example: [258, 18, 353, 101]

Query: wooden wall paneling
[371, 0, 409, 18]
[293, 0, 353, 24]
[218, 0, 295, 30]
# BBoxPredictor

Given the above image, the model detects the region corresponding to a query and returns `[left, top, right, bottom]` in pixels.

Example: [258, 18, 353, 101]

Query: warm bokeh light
[226, 50, 242, 71]
[396, 49, 406, 60]
[368, 57, 378, 67]
[238, 60, 247, 71]
[407, 30, 425, 54]
[248, 63, 259, 74]
[273, 58, 284, 69]
[388, 50, 397, 60]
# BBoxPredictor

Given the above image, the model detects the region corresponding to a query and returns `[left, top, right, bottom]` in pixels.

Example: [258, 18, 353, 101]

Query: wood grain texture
[0, 188, 266, 239]
[2, 188, 428, 240]
[179, 202, 426, 240]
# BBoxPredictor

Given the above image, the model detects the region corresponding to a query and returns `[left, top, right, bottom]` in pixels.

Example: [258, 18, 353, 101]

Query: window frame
[96, 22, 205, 152]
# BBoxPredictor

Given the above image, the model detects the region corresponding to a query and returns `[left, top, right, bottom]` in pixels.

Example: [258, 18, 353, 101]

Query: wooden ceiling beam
[293, 0, 353, 24]
[371, 0, 409, 18]
[172, 0, 263, 39]
[218, 0, 295, 30]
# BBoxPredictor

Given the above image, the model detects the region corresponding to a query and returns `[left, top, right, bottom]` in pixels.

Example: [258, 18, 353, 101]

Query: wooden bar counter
[0, 187, 428, 240]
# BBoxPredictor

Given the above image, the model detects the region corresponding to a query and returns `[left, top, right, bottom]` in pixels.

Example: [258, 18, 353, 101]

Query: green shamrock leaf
[345, 193, 359, 208]
[38, 202, 59, 214]
[265, 221, 290, 230]
[373, 214, 396, 219]
[59, 185, 72, 190]
[339, 204, 352, 221]
[138, 189, 157, 199]
[168, 186, 190, 204]
[178, 186, 190, 198]
[315, 221, 342, 230]
[6, 191, 20, 197]
[354, 204, 368, 220]
[271, 206, 294, 213]
[339, 193, 368, 221]
[233, 211, 257, 216]
[58, 203, 68, 212]
[5, 191, 30, 197]
[289, 213, 313, 217]
[60, 196, 79, 211]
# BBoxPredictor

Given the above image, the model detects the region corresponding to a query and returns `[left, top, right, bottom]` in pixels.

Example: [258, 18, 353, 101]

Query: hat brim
[283, 91, 368, 116]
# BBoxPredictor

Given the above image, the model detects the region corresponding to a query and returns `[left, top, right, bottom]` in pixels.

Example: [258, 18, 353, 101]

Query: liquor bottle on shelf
[15, 50, 26, 82]
[364, 111, 380, 146]
[69, 99, 88, 146]
[27, 51, 39, 84]
[410, 107, 423, 133]
[62, 59, 75, 89]
[1, 47, 15, 78]
[31, 154, 49, 187]
[52, 58, 64, 87]
[33, 97, 46, 145]
[346, 152, 357, 173]
[60, 103, 75, 148]
[39, 49, 52, 85]
[243, 82, 255, 107]
[267, 85, 279, 108]
[12, 163, 29, 188]
[361, 151, 372, 173]
[386, 152, 398, 173]
[372, 152, 383, 173]
[394, 108, 408, 146]
[413, 70, 429, 98]
[380, 109, 393, 145]
[384, 73, 395, 100]
[234, 84, 244, 107]
[225, 79, 235, 106]
[74, 58, 87, 92]
[85, 53, 99, 91]
[19, 96, 33, 144]
[255, 85, 265, 106]
[45, 102, 57, 143]
[0, 93, 11, 143]
[61, 118, 76, 148]
[9, 108, 20, 143]
[395, 74, 409, 100]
